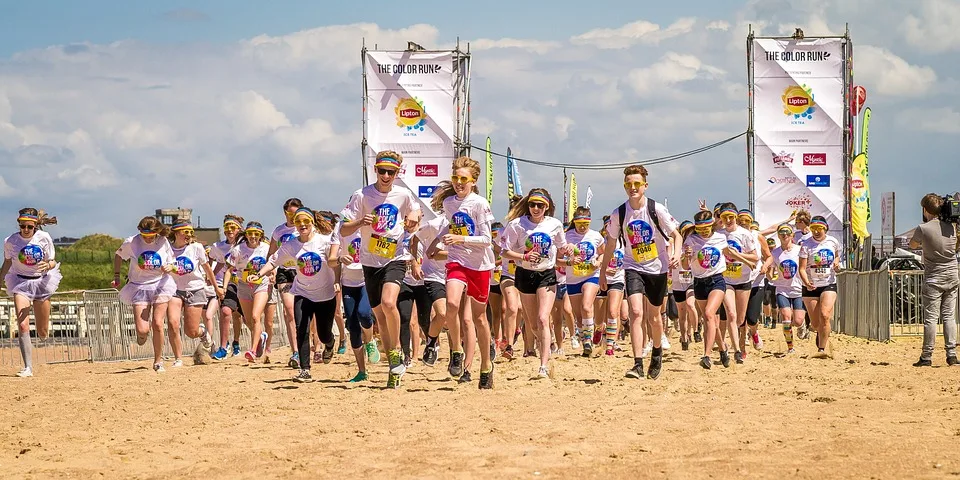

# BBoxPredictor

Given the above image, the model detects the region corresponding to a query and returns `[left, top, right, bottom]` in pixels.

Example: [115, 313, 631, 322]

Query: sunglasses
[810, 225, 827, 232]
[451, 175, 473, 184]
[294, 219, 313, 227]
[377, 168, 398, 176]
[177, 229, 195, 235]
[246, 232, 263, 238]
[18, 223, 36, 231]
[623, 181, 648, 190]
[720, 213, 737, 220]
[223, 226, 239, 233]
[777, 231, 792, 237]
[529, 202, 547, 210]
[573, 220, 591, 226]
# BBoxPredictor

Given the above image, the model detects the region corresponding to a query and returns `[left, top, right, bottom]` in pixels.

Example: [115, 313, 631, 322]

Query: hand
[698, 199, 708, 211]
[215, 286, 225, 301]
[683, 245, 693, 258]
[802, 278, 815, 290]
[339, 255, 354, 266]
[599, 275, 608, 291]
[246, 274, 260, 284]
[411, 261, 424, 281]
[162, 264, 177, 274]
[404, 217, 419, 232]
[562, 245, 575, 257]
[361, 214, 376, 226]
[669, 254, 681, 269]
[333, 282, 341, 294]
[442, 234, 465, 245]
[833, 262, 842, 273]
[111, 275, 122, 289]
[523, 251, 542, 264]
[36, 261, 51, 274]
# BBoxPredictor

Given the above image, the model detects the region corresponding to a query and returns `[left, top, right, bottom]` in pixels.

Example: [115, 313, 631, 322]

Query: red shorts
[445, 262, 491, 304]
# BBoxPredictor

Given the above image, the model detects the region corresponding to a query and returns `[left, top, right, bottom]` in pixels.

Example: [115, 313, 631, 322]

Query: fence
[56, 249, 114, 263]
[0, 289, 291, 368]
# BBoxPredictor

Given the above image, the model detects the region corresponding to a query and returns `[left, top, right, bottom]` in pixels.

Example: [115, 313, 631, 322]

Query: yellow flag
[851, 153, 870, 239]
[569, 173, 578, 222]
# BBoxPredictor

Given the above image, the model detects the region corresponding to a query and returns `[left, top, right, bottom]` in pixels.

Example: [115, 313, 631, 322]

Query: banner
[485, 137, 493, 205]
[506, 147, 516, 200]
[881, 191, 895, 237]
[569, 173, 578, 222]
[585, 186, 593, 208]
[861, 107, 872, 221]
[851, 153, 870, 239]
[364, 51, 457, 215]
[752, 38, 846, 242]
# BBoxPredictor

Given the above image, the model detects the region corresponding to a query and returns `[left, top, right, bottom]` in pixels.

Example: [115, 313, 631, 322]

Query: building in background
[155, 208, 220, 245]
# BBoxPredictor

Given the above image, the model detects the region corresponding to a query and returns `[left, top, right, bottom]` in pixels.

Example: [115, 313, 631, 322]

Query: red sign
[851, 179, 864, 189]
[415, 164, 438, 177]
[803, 153, 827, 166]
[852, 86, 867, 115]
[399, 109, 421, 119]
[786, 96, 810, 107]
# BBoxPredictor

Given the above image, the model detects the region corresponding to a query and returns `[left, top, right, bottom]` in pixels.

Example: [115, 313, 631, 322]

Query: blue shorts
[566, 277, 599, 296]
[556, 283, 568, 300]
[776, 294, 805, 310]
[693, 274, 726, 301]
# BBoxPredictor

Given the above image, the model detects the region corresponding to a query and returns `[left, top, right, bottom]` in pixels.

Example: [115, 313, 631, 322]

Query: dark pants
[342, 286, 374, 349]
[295, 296, 336, 370]
[398, 283, 415, 361]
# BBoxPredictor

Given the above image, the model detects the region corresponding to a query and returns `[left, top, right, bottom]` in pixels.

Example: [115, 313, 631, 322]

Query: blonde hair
[137, 216, 171, 237]
[18, 208, 57, 230]
[506, 188, 556, 222]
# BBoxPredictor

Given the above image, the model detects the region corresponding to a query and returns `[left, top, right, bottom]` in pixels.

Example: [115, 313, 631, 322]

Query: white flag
[585, 186, 593, 208]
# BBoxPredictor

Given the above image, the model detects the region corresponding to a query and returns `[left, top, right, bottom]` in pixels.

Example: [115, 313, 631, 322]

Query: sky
[1, 0, 958, 239]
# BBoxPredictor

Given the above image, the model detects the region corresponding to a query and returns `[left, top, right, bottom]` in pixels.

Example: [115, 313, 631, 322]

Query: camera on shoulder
[939, 194, 960, 224]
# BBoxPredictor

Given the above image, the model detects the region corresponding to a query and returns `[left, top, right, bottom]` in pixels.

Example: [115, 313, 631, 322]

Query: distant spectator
[910, 194, 959, 367]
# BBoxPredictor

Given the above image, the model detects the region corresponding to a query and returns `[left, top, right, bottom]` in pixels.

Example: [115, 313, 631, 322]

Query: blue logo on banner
[806, 175, 830, 187]
[418, 185, 436, 198]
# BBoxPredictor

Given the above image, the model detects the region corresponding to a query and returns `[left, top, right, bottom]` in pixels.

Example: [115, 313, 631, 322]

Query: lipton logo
[415, 164, 438, 177]
[772, 151, 794, 168]
[781, 85, 816, 123]
[803, 153, 827, 166]
[394, 97, 428, 132]
[851, 179, 864, 189]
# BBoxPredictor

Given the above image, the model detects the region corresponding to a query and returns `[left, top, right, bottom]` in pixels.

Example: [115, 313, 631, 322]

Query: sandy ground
[2, 330, 960, 479]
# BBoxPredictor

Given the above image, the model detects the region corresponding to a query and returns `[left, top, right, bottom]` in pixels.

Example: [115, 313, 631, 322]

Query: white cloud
[0, 175, 14, 197]
[626, 52, 726, 96]
[898, 107, 960, 134]
[470, 38, 560, 54]
[856, 45, 938, 97]
[220, 90, 292, 141]
[571, 18, 697, 49]
[554, 116, 575, 141]
[902, 0, 960, 52]
[706, 21, 731, 31]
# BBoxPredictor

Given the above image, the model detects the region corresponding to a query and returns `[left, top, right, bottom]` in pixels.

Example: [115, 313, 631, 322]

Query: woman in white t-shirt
[167, 221, 220, 366]
[113, 216, 178, 372]
[429, 157, 496, 388]
[267, 197, 305, 371]
[682, 210, 735, 370]
[1, 208, 61, 377]
[338, 225, 379, 383]
[413, 212, 451, 368]
[762, 224, 806, 354]
[670, 221, 696, 351]
[562, 207, 604, 357]
[249, 208, 340, 383]
[598, 215, 627, 356]
[501, 188, 573, 378]
[223, 221, 272, 364]
[497, 195, 526, 359]
[208, 214, 246, 360]
[798, 216, 841, 357]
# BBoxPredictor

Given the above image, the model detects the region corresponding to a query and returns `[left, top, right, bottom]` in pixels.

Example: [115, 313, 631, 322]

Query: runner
[501, 188, 571, 378]
[208, 214, 245, 360]
[599, 165, 681, 380]
[563, 207, 604, 357]
[682, 210, 732, 370]
[488, 222, 505, 355]
[415, 199, 451, 368]
[430, 157, 496, 388]
[763, 224, 806, 354]
[167, 221, 219, 365]
[223, 221, 272, 363]
[739, 211, 771, 351]
[338, 215, 379, 382]
[671, 221, 695, 351]
[717, 203, 758, 363]
[113, 216, 177, 372]
[598, 215, 626, 356]
[339, 150, 421, 388]
[799, 216, 841, 358]
[248, 207, 340, 382]
[268, 198, 305, 369]
[1, 208, 61, 377]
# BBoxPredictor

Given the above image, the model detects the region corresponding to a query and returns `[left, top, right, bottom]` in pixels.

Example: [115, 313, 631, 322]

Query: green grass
[54, 234, 125, 291]
[58, 262, 116, 291]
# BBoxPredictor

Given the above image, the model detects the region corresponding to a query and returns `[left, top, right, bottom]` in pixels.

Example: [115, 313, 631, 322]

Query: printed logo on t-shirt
[449, 212, 476, 236]
[725, 239, 742, 261]
[278, 233, 296, 246]
[138, 251, 163, 271]
[349, 238, 361, 263]
[697, 247, 721, 269]
[609, 249, 624, 269]
[627, 220, 658, 263]
[372, 204, 400, 234]
[18, 245, 44, 266]
[779, 259, 798, 279]
[525, 232, 552, 256]
[175, 256, 195, 276]
[573, 241, 596, 276]
[813, 249, 835, 266]
[297, 252, 322, 276]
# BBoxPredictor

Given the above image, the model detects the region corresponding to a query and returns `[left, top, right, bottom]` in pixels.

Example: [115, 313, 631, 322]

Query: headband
[738, 209, 754, 219]
[374, 155, 402, 170]
[139, 228, 158, 236]
[777, 224, 795, 234]
[679, 221, 694, 230]
[695, 217, 714, 227]
[810, 218, 828, 229]
[293, 208, 315, 222]
[573, 215, 591, 222]
[172, 222, 193, 231]
[223, 219, 241, 228]
[245, 225, 264, 234]
[17, 215, 39, 223]
[528, 193, 549, 205]
[720, 207, 738, 217]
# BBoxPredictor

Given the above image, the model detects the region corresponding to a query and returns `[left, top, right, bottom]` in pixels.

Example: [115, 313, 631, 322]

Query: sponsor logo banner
[415, 164, 438, 177]
[806, 174, 831, 187]
[802, 153, 827, 166]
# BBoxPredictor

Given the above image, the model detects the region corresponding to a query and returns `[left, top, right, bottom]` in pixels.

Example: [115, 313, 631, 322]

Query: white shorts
[119, 275, 176, 306]
[5, 267, 62, 301]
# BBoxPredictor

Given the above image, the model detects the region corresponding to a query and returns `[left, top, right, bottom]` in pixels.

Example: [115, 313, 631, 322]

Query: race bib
[450, 224, 470, 236]
[724, 262, 743, 279]
[493, 269, 502, 283]
[241, 270, 264, 285]
[680, 271, 694, 284]
[812, 267, 831, 282]
[507, 261, 517, 275]
[573, 262, 595, 277]
[631, 241, 658, 263]
[368, 234, 398, 258]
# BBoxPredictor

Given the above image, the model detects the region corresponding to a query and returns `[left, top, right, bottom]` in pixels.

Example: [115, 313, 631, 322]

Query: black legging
[398, 283, 416, 361]
[295, 295, 336, 370]
[411, 284, 433, 335]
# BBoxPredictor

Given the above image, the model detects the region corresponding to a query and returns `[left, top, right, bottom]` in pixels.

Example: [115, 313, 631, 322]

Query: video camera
[940, 193, 960, 223]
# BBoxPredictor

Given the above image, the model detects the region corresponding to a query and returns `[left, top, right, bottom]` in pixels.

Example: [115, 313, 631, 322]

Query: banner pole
[563, 168, 568, 224]
[746, 26, 756, 214]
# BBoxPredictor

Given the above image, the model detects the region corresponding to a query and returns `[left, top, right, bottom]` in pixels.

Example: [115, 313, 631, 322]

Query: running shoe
[313, 351, 322, 364]
[403, 353, 412, 369]
[592, 328, 603, 346]
[293, 369, 313, 383]
[366, 341, 381, 364]
[571, 336, 581, 350]
[211, 347, 228, 361]
[457, 371, 472, 384]
[693, 331, 703, 343]
[154, 362, 165, 373]
[448, 351, 465, 377]
[422, 344, 439, 366]
[681, 340, 689, 351]
[479, 367, 494, 389]
[16, 367, 33, 378]
[550, 343, 558, 354]
[388, 349, 406, 376]
[752, 332, 763, 350]
[605, 346, 615, 356]
[614, 343, 624, 352]
[699, 356, 712, 369]
[641, 340, 653, 358]
[387, 372, 401, 389]
[244, 350, 256, 363]
[625, 361, 644, 379]
[322, 340, 335, 364]
[348, 371, 368, 382]
[490, 343, 497, 362]
[582, 341, 593, 358]
[797, 324, 810, 340]
[288, 353, 300, 369]
[192, 343, 210, 366]
[337, 340, 346, 355]
[231, 341, 241, 357]
[734, 351, 744, 364]
[172, 359, 183, 368]
[720, 350, 730, 368]
[255, 332, 268, 357]
[199, 324, 212, 349]
[660, 334, 671, 350]
[555, 347, 565, 356]
[786, 348, 796, 355]
[647, 353, 662, 380]
[536, 365, 549, 379]
[502, 345, 515, 361]
[948, 356, 959, 366]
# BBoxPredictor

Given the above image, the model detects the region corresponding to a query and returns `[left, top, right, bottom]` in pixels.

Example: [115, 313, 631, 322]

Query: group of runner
[2, 152, 843, 385]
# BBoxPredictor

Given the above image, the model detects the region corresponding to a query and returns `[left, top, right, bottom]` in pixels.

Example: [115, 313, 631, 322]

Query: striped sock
[582, 319, 594, 344]
[606, 318, 617, 347]
[782, 323, 794, 350]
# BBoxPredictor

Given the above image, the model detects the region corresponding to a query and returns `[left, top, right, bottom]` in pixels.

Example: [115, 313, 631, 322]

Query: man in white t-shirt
[339, 150, 422, 388]
[599, 165, 681, 381]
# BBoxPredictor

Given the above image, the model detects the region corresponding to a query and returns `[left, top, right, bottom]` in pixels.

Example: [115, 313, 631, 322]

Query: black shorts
[362, 261, 407, 309]
[673, 288, 692, 303]
[624, 270, 667, 307]
[221, 283, 243, 315]
[275, 267, 296, 288]
[424, 280, 447, 304]
[746, 286, 763, 325]
[515, 267, 557, 295]
[489, 283, 502, 296]
[693, 273, 726, 301]
[763, 284, 777, 306]
[726, 281, 753, 291]
[802, 283, 838, 298]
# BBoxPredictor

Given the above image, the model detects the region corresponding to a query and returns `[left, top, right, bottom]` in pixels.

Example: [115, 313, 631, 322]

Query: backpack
[617, 197, 668, 247]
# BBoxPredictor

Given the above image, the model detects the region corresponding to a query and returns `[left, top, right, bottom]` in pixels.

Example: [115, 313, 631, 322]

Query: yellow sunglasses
[623, 181, 648, 190]
[451, 175, 474, 184]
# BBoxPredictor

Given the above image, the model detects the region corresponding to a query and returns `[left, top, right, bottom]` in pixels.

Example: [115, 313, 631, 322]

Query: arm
[112, 253, 124, 288]
[329, 243, 341, 292]
[798, 256, 814, 289]
[0, 259, 11, 289]
[202, 262, 224, 299]
[669, 229, 683, 267]
[409, 235, 423, 280]
[598, 238, 616, 290]
[909, 227, 922, 250]
[426, 237, 449, 261]
[680, 243, 692, 270]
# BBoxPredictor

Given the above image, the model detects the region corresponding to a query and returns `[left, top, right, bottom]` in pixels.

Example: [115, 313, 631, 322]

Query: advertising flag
[485, 137, 493, 204]
[569, 173, 578, 222]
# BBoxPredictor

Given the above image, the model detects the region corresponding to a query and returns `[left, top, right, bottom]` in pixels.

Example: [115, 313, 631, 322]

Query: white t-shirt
[339, 231, 365, 288]
[402, 233, 421, 287]
[4, 230, 55, 277]
[415, 216, 448, 285]
[751, 231, 766, 287]
[340, 184, 421, 268]
[771, 245, 802, 298]
[722, 225, 757, 286]
[495, 233, 518, 279]
[565, 229, 604, 284]
[271, 223, 299, 269]
[228, 242, 271, 286]
[606, 198, 678, 275]
[605, 247, 625, 284]
[501, 216, 567, 272]
[682, 232, 728, 278]
[208, 240, 234, 283]
[799, 235, 840, 288]
[171, 242, 209, 292]
[116, 235, 175, 285]
[443, 192, 495, 271]
[269, 231, 338, 303]
[794, 229, 812, 245]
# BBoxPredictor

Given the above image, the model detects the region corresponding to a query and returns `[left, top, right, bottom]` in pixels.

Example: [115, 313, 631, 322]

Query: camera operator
[910, 194, 960, 367]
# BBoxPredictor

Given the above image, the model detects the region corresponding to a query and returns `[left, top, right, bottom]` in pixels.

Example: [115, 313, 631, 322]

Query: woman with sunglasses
[715, 203, 759, 364]
[682, 210, 734, 370]
[223, 222, 272, 363]
[338, 199, 380, 382]
[429, 157, 496, 388]
[497, 195, 526, 359]
[248, 208, 340, 382]
[315, 211, 348, 361]
[113, 216, 178, 372]
[208, 214, 246, 360]
[798, 216, 841, 357]
[488, 222, 505, 355]
[738, 211, 771, 351]
[598, 215, 626, 356]
[501, 188, 573, 379]
[1, 208, 60, 377]
[762, 224, 806, 354]
[167, 221, 220, 365]
[670, 221, 696, 351]
[267, 198, 306, 370]
[340, 150, 421, 389]
[414, 204, 452, 368]
[562, 207, 604, 357]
